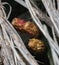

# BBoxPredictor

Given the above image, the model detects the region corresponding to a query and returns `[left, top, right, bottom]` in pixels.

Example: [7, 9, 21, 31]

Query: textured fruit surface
[28, 38, 45, 53]
[12, 18, 39, 37]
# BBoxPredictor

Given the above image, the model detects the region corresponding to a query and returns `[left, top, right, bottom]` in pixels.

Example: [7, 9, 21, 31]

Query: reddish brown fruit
[12, 18, 25, 30]
[12, 18, 39, 37]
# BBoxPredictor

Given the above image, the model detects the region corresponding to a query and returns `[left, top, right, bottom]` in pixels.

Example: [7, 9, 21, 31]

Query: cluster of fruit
[12, 18, 46, 53]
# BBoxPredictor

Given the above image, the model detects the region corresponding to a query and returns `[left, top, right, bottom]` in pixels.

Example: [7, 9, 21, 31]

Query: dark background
[2, 0, 27, 21]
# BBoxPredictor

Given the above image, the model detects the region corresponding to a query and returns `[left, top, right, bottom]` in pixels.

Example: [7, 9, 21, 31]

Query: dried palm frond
[42, 0, 59, 37]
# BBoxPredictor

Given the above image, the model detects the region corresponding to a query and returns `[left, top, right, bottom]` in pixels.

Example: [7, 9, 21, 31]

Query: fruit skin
[28, 38, 45, 53]
[12, 18, 26, 30]
[12, 18, 39, 37]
